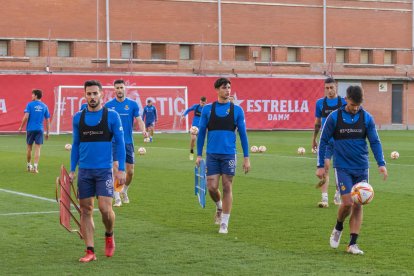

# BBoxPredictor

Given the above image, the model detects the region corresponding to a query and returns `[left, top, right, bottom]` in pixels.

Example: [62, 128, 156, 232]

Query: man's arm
[136, 116, 148, 137]
[366, 113, 386, 168]
[236, 107, 250, 173]
[112, 113, 126, 170]
[317, 114, 335, 168]
[196, 107, 209, 166]
[312, 117, 322, 150]
[154, 107, 158, 122]
[45, 118, 50, 140]
[18, 113, 29, 131]
[69, 115, 80, 182]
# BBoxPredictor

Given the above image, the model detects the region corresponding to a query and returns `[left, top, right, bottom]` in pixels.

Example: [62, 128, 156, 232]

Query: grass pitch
[1, 131, 413, 275]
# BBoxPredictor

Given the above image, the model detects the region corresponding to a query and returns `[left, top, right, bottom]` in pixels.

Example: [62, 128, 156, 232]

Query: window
[57, 41, 71, 57]
[151, 44, 166, 59]
[235, 46, 248, 61]
[121, 43, 133, 59]
[180, 45, 192, 60]
[360, 49, 372, 64]
[26, 41, 40, 57]
[336, 49, 348, 63]
[287, 47, 300, 62]
[0, 40, 8, 56]
[384, 50, 395, 65]
[261, 47, 271, 62]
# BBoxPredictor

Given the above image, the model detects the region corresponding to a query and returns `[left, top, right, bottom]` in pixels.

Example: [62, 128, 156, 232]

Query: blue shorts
[113, 143, 135, 164]
[26, 130, 43, 145]
[206, 153, 236, 176]
[335, 168, 369, 195]
[145, 121, 155, 128]
[77, 168, 114, 199]
[325, 140, 334, 160]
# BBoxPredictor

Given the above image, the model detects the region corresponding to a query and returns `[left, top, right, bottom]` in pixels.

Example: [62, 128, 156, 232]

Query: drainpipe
[106, 0, 110, 67]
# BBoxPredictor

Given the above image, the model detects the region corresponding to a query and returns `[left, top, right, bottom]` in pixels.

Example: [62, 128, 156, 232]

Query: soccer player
[312, 77, 346, 208]
[181, 96, 207, 160]
[69, 80, 126, 262]
[196, 78, 250, 234]
[18, 89, 50, 173]
[142, 99, 157, 142]
[316, 85, 387, 255]
[105, 79, 148, 207]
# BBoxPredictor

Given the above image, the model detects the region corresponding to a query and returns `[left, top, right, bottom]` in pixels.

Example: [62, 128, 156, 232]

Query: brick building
[1, 0, 414, 128]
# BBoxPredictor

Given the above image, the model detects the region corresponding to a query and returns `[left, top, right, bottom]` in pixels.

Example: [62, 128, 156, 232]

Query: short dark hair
[114, 79, 125, 86]
[214, 78, 231, 89]
[325, 77, 335, 84]
[32, 89, 42, 99]
[147, 99, 152, 104]
[200, 96, 206, 102]
[346, 85, 364, 104]
[84, 80, 102, 91]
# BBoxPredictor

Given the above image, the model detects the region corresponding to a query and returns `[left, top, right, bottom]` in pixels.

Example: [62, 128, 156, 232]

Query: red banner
[0, 75, 323, 132]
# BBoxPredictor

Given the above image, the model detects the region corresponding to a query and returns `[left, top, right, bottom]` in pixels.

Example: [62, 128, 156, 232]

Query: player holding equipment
[18, 89, 50, 173]
[316, 85, 387, 255]
[181, 96, 207, 160]
[142, 99, 157, 142]
[312, 77, 346, 208]
[69, 80, 126, 262]
[196, 78, 250, 234]
[105, 80, 148, 207]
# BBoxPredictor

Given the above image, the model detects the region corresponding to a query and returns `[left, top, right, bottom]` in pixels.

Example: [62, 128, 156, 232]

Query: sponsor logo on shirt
[82, 130, 104, 136]
[339, 128, 363, 134]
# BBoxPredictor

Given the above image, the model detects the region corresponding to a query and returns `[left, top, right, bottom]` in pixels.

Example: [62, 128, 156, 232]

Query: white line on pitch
[0, 188, 56, 202]
[0, 210, 59, 216]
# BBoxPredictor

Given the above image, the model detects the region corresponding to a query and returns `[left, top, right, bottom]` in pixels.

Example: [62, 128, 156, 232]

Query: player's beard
[88, 99, 100, 108]
[116, 92, 124, 100]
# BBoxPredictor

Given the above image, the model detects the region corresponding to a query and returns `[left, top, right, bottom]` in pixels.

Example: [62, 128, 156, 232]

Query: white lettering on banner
[0, 99, 7, 113]
[59, 92, 186, 117]
[66, 97, 78, 116]
[246, 100, 309, 113]
[268, 114, 290, 121]
[144, 97, 185, 116]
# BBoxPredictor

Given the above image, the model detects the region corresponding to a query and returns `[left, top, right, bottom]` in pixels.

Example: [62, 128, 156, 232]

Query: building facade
[1, 0, 414, 128]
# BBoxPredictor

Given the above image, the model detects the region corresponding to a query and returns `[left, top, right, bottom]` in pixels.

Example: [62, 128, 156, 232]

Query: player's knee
[342, 197, 353, 208]
[80, 205, 94, 215]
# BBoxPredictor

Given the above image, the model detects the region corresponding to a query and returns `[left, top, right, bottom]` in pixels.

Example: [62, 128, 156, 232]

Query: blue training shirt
[105, 98, 140, 144]
[183, 104, 203, 127]
[197, 101, 249, 157]
[24, 101, 50, 131]
[317, 105, 386, 169]
[71, 108, 126, 171]
[315, 96, 347, 127]
[143, 105, 157, 124]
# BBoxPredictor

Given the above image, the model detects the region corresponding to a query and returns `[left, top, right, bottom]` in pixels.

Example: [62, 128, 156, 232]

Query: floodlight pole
[218, 0, 222, 63]
[323, 0, 327, 64]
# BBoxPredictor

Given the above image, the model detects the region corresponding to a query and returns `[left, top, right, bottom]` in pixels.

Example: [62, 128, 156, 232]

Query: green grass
[1, 131, 413, 275]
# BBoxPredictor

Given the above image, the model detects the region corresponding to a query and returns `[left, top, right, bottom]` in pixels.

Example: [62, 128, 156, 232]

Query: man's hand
[195, 156, 202, 167]
[316, 167, 325, 180]
[312, 140, 318, 152]
[243, 157, 250, 174]
[69, 171, 76, 183]
[379, 166, 388, 181]
[116, 170, 126, 185]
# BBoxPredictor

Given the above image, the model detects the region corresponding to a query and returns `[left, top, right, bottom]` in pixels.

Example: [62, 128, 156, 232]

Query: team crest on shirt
[226, 108, 230, 114]
[124, 105, 129, 110]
